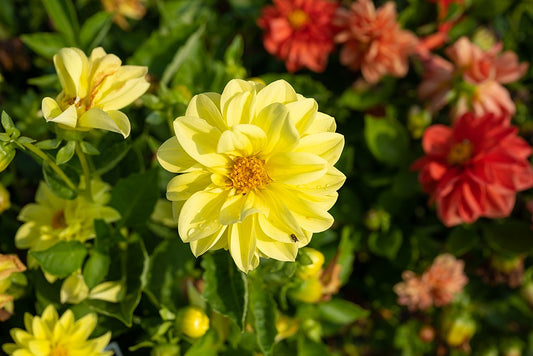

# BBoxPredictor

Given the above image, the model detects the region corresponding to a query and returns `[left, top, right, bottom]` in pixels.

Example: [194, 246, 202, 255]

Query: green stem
[75, 142, 92, 200]
[22, 142, 77, 191]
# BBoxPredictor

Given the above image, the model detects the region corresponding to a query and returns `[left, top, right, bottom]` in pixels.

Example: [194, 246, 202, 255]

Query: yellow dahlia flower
[157, 79, 345, 272]
[15, 180, 121, 255]
[42, 47, 150, 138]
[0, 254, 26, 320]
[2, 305, 112, 356]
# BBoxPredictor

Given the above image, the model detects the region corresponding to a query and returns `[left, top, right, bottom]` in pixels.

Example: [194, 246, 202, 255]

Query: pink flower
[424, 254, 468, 307]
[412, 113, 533, 227]
[257, 0, 338, 73]
[393, 271, 433, 311]
[395, 254, 468, 311]
[334, 0, 418, 84]
[417, 55, 455, 112]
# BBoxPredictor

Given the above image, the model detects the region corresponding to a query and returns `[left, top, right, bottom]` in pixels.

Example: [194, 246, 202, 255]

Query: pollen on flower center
[50, 345, 69, 356]
[51, 209, 67, 230]
[447, 140, 473, 165]
[287, 9, 309, 29]
[229, 156, 271, 193]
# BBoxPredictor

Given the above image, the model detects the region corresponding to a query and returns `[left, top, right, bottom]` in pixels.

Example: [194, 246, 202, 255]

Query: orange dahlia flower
[257, 0, 338, 73]
[334, 0, 418, 84]
[412, 113, 533, 227]
[393, 271, 433, 311]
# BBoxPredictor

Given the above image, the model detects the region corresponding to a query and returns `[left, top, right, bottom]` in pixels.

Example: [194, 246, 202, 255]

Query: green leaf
[80, 11, 112, 51]
[93, 138, 131, 175]
[368, 229, 403, 260]
[250, 278, 277, 356]
[30, 241, 88, 278]
[318, 299, 369, 325]
[109, 169, 159, 228]
[20, 32, 68, 58]
[184, 329, 218, 356]
[1, 111, 15, 132]
[56, 140, 76, 165]
[42, 161, 79, 200]
[483, 220, 533, 255]
[83, 252, 111, 289]
[27, 74, 59, 88]
[42, 0, 79, 45]
[364, 115, 409, 166]
[145, 240, 194, 311]
[80, 141, 100, 155]
[161, 26, 205, 87]
[201, 252, 248, 330]
[297, 335, 329, 356]
[87, 237, 148, 326]
[338, 227, 360, 285]
[35, 139, 62, 150]
[446, 226, 479, 256]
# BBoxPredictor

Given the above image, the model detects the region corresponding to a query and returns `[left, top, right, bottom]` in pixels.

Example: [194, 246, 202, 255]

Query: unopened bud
[0, 183, 10, 214]
[289, 277, 323, 304]
[176, 306, 210, 339]
[150, 344, 180, 356]
[296, 248, 325, 280]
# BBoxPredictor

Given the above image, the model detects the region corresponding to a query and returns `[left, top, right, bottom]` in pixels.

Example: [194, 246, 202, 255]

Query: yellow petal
[42, 100, 78, 128]
[96, 67, 150, 110]
[266, 152, 327, 185]
[157, 137, 201, 173]
[189, 227, 227, 257]
[285, 98, 318, 135]
[166, 171, 212, 201]
[60, 273, 89, 304]
[254, 80, 298, 115]
[299, 166, 346, 193]
[251, 103, 298, 155]
[256, 189, 305, 242]
[223, 91, 254, 126]
[186, 93, 225, 131]
[77, 108, 131, 137]
[173, 116, 229, 169]
[304, 111, 336, 135]
[296, 132, 345, 165]
[27, 340, 51, 356]
[228, 216, 257, 273]
[54, 48, 87, 97]
[10, 328, 32, 345]
[220, 79, 259, 117]
[40, 305, 58, 330]
[219, 191, 267, 225]
[256, 231, 298, 262]
[178, 189, 227, 242]
[70, 312, 97, 340]
[217, 124, 267, 156]
[89, 281, 125, 302]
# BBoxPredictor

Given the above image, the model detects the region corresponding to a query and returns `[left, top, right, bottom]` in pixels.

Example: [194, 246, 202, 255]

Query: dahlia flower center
[287, 9, 309, 29]
[229, 156, 271, 193]
[447, 140, 473, 165]
[51, 209, 67, 230]
[50, 345, 69, 356]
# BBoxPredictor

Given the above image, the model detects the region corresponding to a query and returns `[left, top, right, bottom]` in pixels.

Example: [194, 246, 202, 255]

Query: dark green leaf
[484, 220, 533, 254]
[83, 252, 111, 289]
[145, 240, 194, 311]
[93, 139, 131, 175]
[250, 278, 277, 356]
[202, 252, 247, 330]
[56, 141, 76, 165]
[42, 0, 79, 45]
[109, 169, 159, 228]
[447, 226, 479, 256]
[42, 161, 79, 200]
[21, 32, 68, 58]
[338, 227, 360, 285]
[80, 11, 112, 51]
[364, 115, 409, 166]
[318, 299, 369, 325]
[297, 335, 329, 356]
[368, 229, 403, 260]
[87, 237, 147, 326]
[30, 241, 88, 278]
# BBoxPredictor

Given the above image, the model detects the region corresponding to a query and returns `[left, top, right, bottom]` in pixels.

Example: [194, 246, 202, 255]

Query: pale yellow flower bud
[176, 306, 210, 339]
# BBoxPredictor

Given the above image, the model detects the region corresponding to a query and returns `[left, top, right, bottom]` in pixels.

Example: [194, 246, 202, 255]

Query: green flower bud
[176, 306, 210, 339]
[0, 142, 15, 173]
[296, 248, 325, 280]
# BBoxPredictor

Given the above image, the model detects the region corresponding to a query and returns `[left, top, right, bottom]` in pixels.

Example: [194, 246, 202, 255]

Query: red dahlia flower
[334, 0, 418, 84]
[257, 0, 338, 73]
[412, 113, 533, 227]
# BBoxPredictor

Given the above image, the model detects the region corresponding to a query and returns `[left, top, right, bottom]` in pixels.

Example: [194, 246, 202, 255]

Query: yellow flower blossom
[42, 47, 150, 138]
[15, 180, 121, 256]
[0, 254, 26, 320]
[2, 305, 112, 356]
[101, 0, 146, 30]
[157, 79, 345, 272]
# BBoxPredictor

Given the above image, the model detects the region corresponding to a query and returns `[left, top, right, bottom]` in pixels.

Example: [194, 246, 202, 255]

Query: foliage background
[0, 0, 533, 355]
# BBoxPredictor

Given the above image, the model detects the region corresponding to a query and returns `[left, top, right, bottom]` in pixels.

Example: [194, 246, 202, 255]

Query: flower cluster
[157, 79, 345, 272]
[258, 0, 418, 83]
[394, 254, 468, 311]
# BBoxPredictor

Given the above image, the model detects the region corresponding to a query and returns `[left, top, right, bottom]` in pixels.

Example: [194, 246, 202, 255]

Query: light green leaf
[30, 241, 88, 278]
[201, 252, 248, 331]
[184, 329, 218, 356]
[42, 0, 79, 45]
[56, 140, 76, 165]
[80, 11, 112, 51]
[21, 32, 68, 58]
[83, 252, 111, 289]
[42, 161, 79, 200]
[318, 299, 369, 325]
[80, 141, 100, 155]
